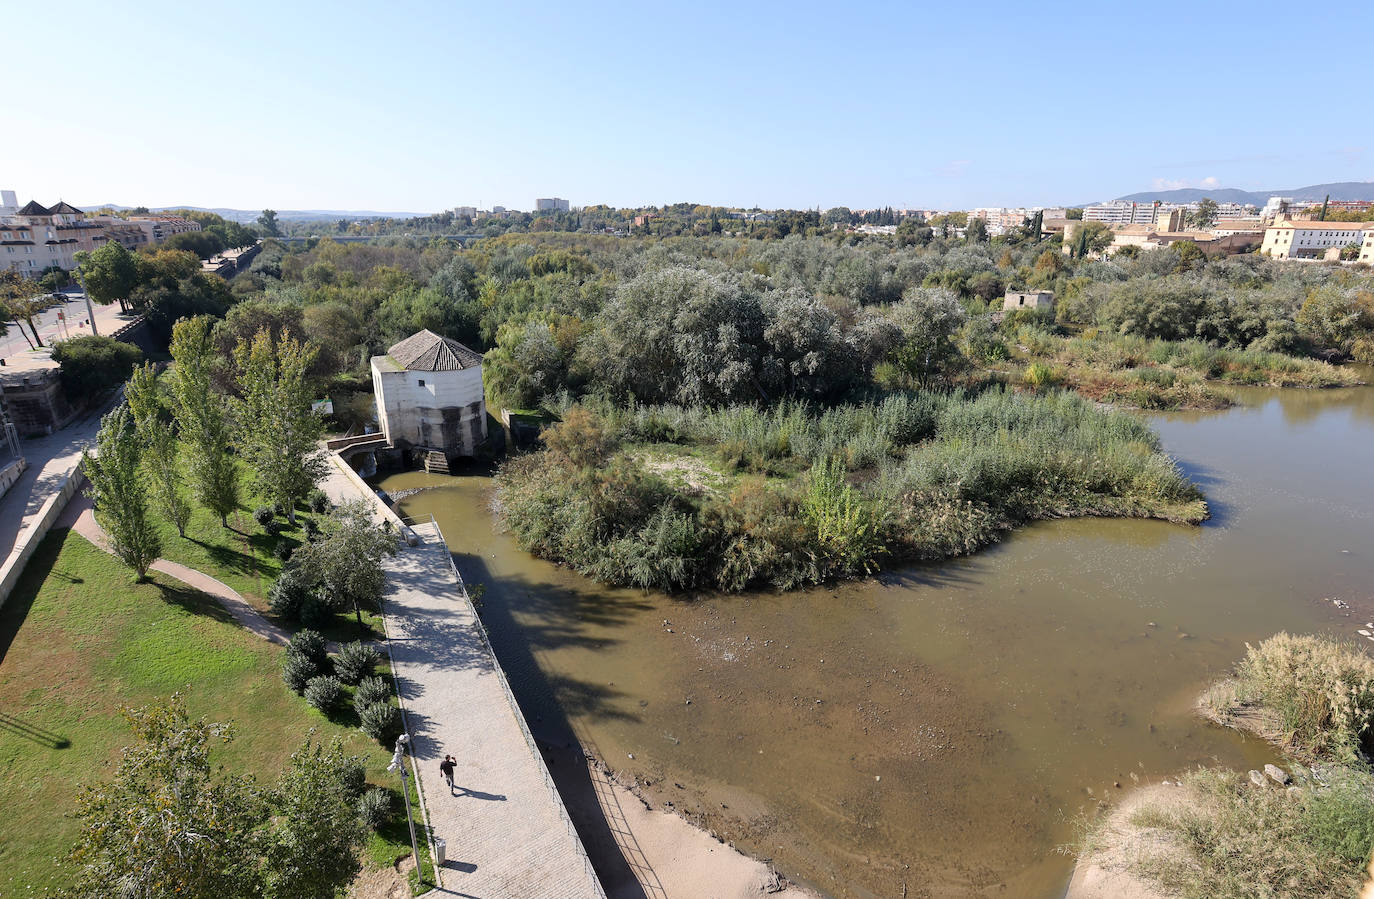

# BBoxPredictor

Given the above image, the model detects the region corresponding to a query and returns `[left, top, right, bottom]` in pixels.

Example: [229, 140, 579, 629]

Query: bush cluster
[281, 628, 330, 695]
[351, 675, 398, 744]
[357, 787, 393, 830]
[358, 701, 400, 744]
[304, 674, 344, 712]
[335, 641, 382, 685]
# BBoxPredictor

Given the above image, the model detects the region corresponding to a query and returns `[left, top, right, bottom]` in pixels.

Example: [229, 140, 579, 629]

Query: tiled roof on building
[16, 201, 50, 216]
[387, 329, 483, 371]
[49, 201, 82, 215]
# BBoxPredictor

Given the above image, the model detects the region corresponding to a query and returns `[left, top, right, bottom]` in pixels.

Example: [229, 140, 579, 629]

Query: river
[381, 378, 1374, 898]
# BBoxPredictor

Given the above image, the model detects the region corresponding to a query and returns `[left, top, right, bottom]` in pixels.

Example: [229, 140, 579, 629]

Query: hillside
[81, 204, 433, 222]
[1113, 181, 1374, 206]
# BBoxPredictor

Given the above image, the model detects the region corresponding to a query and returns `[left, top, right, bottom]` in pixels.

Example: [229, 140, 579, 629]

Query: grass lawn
[147, 466, 385, 643]
[0, 528, 428, 895]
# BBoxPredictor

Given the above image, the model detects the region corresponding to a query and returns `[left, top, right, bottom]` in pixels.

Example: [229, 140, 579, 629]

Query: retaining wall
[0, 458, 28, 500]
[0, 462, 84, 609]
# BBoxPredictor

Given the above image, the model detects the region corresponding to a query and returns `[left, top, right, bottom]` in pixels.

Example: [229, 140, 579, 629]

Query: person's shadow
[451, 785, 506, 801]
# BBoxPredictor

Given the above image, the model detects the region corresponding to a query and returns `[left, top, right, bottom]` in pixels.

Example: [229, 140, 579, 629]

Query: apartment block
[1261, 220, 1370, 259]
[1, 200, 108, 273]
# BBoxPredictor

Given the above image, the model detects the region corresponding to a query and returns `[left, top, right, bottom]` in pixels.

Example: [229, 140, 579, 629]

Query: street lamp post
[387, 733, 425, 884]
[74, 272, 98, 337]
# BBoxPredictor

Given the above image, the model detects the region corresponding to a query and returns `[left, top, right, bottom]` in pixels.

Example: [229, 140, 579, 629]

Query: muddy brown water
[380, 378, 1374, 898]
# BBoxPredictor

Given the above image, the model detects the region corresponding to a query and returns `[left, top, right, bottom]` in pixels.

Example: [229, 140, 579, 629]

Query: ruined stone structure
[0, 368, 77, 435]
[1003, 290, 1055, 312]
[371, 330, 486, 470]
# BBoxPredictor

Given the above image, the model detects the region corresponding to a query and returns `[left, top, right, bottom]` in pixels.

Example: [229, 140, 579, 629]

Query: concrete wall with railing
[0, 462, 83, 609]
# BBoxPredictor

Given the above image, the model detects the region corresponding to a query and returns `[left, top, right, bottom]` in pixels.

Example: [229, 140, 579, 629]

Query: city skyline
[3, 0, 1371, 213]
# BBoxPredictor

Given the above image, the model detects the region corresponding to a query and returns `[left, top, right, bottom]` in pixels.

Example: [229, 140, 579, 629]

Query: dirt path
[60, 493, 293, 647]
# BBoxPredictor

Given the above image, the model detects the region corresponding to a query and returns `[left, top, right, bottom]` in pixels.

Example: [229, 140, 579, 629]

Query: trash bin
[434, 838, 446, 866]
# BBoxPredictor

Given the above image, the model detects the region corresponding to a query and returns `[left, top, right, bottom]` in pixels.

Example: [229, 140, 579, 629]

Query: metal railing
[325, 431, 388, 452]
[399, 514, 606, 894]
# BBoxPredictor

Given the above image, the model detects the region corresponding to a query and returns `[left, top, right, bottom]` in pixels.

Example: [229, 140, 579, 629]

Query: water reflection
[384, 380, 1374, 898]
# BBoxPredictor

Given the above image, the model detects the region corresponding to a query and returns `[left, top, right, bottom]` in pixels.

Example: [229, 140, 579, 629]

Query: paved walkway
[0, 400, 114, 562]
[0, 290, 138, 369]
[61, 494, 292, 646]
[321, 457, 605, 898]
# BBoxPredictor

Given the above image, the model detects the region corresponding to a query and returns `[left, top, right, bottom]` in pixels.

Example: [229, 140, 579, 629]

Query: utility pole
[387, 734, 425, 884]
[74, 271, 98, 337]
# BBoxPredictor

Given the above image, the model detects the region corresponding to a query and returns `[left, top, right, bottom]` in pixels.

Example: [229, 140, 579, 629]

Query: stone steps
[423, 450, 450, 475]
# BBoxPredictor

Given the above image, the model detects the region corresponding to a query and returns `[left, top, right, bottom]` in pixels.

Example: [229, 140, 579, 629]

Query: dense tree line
[76, 206, 1374, 598]
[213, 226, 1374, 422]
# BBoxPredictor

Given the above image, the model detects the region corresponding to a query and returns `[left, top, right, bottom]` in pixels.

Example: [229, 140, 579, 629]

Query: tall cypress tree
[125, 362, 192, 538]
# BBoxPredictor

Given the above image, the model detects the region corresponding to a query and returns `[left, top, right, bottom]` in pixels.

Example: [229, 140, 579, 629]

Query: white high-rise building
[535, 197, 570, 212]
[1083, 202, 1159, 225]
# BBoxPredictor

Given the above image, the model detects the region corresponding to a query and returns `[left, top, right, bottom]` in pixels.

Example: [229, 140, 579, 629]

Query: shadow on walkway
[452, 549, 657, 899]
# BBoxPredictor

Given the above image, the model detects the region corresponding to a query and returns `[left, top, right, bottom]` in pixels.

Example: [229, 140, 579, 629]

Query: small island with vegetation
[498, 389, 1206, 593]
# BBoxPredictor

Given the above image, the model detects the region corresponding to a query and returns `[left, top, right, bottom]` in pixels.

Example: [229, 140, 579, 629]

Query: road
[0, 291, 136, 367]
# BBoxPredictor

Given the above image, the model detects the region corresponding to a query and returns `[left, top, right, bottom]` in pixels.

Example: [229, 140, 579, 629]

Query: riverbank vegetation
[1074, 634, 1374, 898]
[498, 390, 1206, 592]
[1002, 327, 1361, 410]
[1201, 632, 1374, 763]
[1078, 766, 1374, 899]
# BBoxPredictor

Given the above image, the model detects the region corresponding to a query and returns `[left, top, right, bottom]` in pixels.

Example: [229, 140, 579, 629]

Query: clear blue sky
[4, 0, 1370, 213]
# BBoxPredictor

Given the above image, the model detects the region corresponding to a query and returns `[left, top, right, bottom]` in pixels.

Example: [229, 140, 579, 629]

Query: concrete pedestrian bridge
[322, 456, 605, 897]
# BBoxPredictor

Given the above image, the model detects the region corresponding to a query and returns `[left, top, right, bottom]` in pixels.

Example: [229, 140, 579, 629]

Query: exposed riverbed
[381, 378, 1374, 898]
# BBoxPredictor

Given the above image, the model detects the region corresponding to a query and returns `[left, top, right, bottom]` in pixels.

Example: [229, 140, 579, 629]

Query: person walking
[439, 754, 456, 794]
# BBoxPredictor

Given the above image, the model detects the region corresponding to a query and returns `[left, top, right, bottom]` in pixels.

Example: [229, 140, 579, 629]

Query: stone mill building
[371, 329, 487, 470]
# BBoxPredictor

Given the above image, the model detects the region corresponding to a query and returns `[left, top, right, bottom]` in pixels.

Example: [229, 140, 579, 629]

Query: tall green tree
[258, 209, 281, 237]
[126, 362, 192, 538]
[1189, 197, 1219, 230]
[169, 316, 239, 527]
[63, 698, 266, 899]
[233, 329, 326, 524]
[83, 405, 162, 578]
[888, 287, 967, 384]
[64, 697, 371, 899]
[260, 739, 367, 899]
[0, 269, 43, 348]
[75, 240, 141, 313]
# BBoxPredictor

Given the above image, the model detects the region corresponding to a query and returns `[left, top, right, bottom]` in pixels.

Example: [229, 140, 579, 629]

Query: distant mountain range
[1109, 182, 1374, 207]
[83, 205, 432, 223]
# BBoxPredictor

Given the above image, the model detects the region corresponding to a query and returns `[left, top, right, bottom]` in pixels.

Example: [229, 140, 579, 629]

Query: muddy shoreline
[555, 739, 824, 898]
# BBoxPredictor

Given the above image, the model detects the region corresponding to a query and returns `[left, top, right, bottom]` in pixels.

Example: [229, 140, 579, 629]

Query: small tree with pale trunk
[83, 405, 162, 578]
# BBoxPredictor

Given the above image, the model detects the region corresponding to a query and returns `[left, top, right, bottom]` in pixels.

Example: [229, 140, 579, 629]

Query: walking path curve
[59, 493, 292, 646]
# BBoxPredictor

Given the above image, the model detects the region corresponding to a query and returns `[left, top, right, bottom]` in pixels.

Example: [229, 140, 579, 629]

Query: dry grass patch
[1078, 767, 1374, 899]
[1201, 632, 1374, 763]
